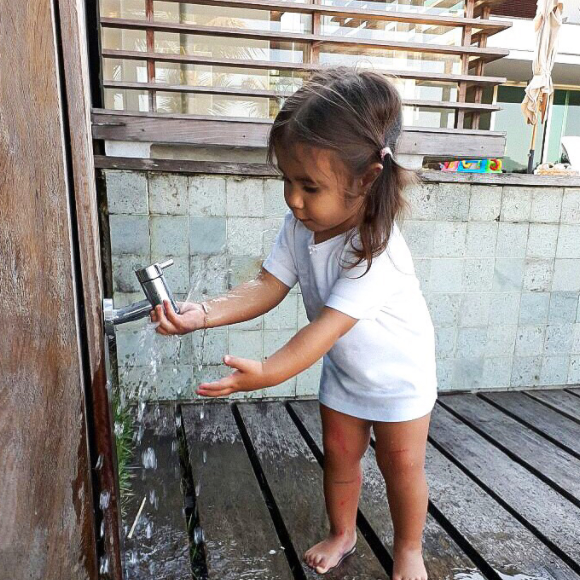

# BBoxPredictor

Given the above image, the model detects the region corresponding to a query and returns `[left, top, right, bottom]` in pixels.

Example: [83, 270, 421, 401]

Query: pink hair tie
[380, 146, 392, 161]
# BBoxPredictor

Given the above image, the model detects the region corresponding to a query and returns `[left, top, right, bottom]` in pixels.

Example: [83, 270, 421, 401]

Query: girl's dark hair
[266, 65, 418, 275]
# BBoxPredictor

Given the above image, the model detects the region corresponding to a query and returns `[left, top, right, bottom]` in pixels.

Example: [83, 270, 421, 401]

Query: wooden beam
[100, 17, 509, 62]
[91, 111, 506, 157]
[102, 49, 507, 86]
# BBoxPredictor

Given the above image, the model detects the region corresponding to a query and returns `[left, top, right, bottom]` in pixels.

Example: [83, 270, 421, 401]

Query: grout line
[478, 393, 580, 461]
[438, 398, 580, 510]
[427, 425, 580, 576]
[232, 403, 307, 580]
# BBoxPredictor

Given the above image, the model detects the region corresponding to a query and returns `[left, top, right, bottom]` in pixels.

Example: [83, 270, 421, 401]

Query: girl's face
[275, 143, 381, 238]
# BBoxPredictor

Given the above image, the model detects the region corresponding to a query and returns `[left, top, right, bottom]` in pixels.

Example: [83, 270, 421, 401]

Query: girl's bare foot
[392, 543, 428, 580]
[304, 530, 357, 574]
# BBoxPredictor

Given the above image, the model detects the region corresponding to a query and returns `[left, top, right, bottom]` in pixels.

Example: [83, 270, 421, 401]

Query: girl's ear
[359, 162, 383, 194]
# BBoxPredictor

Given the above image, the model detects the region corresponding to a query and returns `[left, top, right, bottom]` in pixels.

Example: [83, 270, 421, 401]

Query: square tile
[109, 215, 149, 255]
[519, 292, 550, 324]
[226, 177, 264, 217]
[190, 217, 226, 255]
[527, 224, 558, 258]
[151, 216, 189, 256]
[149, 173, 188, 215]
[189, 176, 226, 216]
[106, 170, 148, 214]
[468, 185, 501, 222]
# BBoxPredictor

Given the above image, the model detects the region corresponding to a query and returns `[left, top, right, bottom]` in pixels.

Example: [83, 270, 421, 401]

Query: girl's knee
[376, 447, 426, 480]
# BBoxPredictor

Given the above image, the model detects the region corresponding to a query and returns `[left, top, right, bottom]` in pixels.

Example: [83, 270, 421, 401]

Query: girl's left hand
[196, 355, 270, 397]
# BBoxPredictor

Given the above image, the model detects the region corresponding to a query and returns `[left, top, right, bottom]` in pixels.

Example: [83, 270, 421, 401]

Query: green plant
[112, 390, 135, 518]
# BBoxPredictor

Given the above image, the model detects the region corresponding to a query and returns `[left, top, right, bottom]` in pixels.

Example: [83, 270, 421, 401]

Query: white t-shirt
[262, 209, 438, 422]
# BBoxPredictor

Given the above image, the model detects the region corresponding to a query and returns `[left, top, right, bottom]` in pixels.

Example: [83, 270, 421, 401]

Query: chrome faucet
[103, 259, 181, 338]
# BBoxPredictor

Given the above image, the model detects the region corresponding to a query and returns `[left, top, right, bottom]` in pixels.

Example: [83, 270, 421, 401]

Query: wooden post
[456, 0, 475, 130]
[472, 4, 491, 130]
[0, 1, 121, 579]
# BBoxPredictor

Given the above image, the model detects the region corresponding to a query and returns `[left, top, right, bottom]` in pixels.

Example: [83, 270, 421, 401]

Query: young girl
[151, 66, 437, 580]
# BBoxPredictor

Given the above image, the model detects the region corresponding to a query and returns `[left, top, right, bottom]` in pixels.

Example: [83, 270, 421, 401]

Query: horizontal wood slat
[100, 17, 509, 62]
[92, 110, 507, 156]
[102, 49, 507, 86]
[102, 80, 501, 111]
[157, 0, 512, 33]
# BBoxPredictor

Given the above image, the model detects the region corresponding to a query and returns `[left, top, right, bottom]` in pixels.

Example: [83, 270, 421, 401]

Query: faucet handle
[158, 259, 174, 270]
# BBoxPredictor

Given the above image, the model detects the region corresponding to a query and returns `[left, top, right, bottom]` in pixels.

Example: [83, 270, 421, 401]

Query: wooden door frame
[0, 1, 122, 578]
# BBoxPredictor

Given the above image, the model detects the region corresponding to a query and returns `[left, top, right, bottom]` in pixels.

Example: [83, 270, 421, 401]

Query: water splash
[142, 447, 157, 470]
[99, 490, 111, 510]
[99, 556, 109, 575]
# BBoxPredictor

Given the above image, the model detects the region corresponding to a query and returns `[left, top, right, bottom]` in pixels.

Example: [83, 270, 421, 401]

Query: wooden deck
[122, 388, 580, 580]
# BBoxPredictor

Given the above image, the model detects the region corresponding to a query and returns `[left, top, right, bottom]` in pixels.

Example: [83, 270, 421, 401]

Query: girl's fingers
[196, 388, 231, 398]
[163, 299, 180, 324]
[154, 304, 179, 334]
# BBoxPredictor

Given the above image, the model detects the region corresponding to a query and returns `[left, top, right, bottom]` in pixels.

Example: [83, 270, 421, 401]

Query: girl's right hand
[150, 300, 206, 335]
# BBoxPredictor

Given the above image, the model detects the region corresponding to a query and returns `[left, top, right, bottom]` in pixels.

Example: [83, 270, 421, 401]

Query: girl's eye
[304, 186, 318, 194]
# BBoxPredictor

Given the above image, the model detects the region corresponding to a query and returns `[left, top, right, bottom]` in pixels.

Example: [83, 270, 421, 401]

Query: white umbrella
[521, 0, 564, 173]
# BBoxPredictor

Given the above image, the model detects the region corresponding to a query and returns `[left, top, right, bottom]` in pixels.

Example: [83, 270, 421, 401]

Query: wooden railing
[95, 0, 512, 155]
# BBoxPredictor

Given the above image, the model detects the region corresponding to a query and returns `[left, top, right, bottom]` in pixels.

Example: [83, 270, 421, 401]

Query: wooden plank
[238, 402, 387, 579]
[102, 49, 508, 86]
[182, 403, 293, 580]
[93, 159, 580, 190]
[420, 170, 580, 187]
[288, 401, 482, 579]
[425, 435, 579, 579]
[159, 0, 512, 32]
[58, 0, 123, 574]
[524, 389, 580, 423]
[429, 403, 580, 569]
[122, 404, 191, 579]
[91, 111, 506, 157]
[440, 394, 580, 504]
[103, 81, 501, 111]
[0, 1, 98, 578]
[481, 391, 580, 459]
[94, 156, 278, 176]
[100, 17, 509, 62]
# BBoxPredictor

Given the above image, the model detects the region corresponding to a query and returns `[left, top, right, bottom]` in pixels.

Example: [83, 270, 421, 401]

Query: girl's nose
[285, 187, 304, 210]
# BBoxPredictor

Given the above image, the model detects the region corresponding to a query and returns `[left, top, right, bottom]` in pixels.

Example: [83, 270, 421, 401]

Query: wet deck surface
[122, 388, 580, 580]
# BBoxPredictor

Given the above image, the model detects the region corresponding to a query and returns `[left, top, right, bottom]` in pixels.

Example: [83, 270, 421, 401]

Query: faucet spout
[102, 257, 180, 338]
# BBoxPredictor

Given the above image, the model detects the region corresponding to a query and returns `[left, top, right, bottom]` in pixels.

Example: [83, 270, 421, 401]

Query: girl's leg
[373, 411, 431, 580]
[304, 403, 372, 574]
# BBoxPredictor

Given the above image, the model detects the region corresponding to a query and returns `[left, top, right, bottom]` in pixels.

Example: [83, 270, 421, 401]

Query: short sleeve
[262, 210, 299, 289]
[325, 250, 392, 321]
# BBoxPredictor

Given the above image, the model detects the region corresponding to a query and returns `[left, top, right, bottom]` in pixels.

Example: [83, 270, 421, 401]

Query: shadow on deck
[121, 388, 580, 580]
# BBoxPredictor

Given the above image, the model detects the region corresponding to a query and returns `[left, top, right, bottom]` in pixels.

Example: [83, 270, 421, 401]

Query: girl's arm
[203, 268, 291, 329]
[151, 267, 291, 334]
[196, 307, 358, 397]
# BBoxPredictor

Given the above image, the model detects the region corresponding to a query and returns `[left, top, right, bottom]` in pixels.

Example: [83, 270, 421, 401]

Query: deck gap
[477, 394, 580, 461]
[565, 388, 580, 400]
[176, 404, 209, 580]
[284, 402, 395, 577]
[523, 391, 580, 425]
[231, 403, 308, 580]
[437, 399, 580, 510]
[427, 433, 580, 576]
